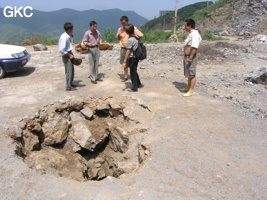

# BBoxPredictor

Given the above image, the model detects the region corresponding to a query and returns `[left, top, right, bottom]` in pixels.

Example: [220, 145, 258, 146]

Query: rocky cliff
[198, 0, 267, 36]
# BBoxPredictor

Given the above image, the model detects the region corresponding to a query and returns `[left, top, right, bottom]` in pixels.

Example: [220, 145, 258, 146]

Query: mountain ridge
[0, 8, 148, 43]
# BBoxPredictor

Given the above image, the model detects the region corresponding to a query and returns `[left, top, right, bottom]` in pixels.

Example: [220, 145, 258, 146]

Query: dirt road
[0, 42, 266, 199]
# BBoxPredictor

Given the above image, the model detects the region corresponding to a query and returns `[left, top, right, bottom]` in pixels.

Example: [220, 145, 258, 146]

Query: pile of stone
[12, 96, 151, 181]
[169, 34, 179, 42]
[250, 35, 267, 43]
[33, 44, 48, 51]
[245, 66, 267, 85]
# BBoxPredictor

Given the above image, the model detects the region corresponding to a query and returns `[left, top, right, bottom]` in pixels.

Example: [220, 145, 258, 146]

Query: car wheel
[0, 64, 6, 79]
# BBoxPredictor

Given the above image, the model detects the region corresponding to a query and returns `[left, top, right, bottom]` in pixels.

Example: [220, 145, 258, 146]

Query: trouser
[183, 54, 197, 78]
[88, 47, 100, 81]
[120, 47, 127, 64]
[62, 55, 74, 89]
[127, 57, 141, 90]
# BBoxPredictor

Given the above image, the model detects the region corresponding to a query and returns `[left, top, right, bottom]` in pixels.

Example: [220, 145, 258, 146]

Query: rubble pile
[12, 96, 151, 181]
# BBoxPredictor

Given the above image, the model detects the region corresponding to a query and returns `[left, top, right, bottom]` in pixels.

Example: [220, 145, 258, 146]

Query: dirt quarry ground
[0, 41, 266, 200]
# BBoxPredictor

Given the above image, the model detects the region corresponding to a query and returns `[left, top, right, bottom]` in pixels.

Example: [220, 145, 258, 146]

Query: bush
[141, 28, 173, 43]
[201, 30, 228, 41]
[202, 30, 217, 41]
[102, 27, 116, 43]
[21, 36, 58, 46]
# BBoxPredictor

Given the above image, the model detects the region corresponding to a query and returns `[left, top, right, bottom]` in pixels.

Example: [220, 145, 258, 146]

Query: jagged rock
[96, 101, 110, 110]
[70, 111, 85, 122]
[54, 100, 69, 112]
[64, 137, 81, 152]
[169, 34, 179, 42]
[39, 110, 48, 123]
[123, 105, 135, 118]
[70, 120, 108, 151]
[26, 120, 42, 132]
[84, 101, 97, 111]
[42, 113, 69, 146]
[69, 96, 84, 110]
[109, 100, 122, 110]
[22, 129, 40, 153]
[103, 135, 142, 178]
[108, 124, 129, 153]
[33, 44, 48, 51]
[246, 66, 267, 84]
[13, 96, 151, 181]
[87, 157, 106, 180]
[80, 107, 94, 119]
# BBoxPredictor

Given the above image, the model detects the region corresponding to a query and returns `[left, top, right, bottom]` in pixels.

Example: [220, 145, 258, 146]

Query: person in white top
[182, 19, 202, 97]
[58, 22, 77, 91]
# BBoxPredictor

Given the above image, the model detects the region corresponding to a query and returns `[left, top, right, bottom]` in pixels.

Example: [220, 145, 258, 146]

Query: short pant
[120, 47, 127, 64]
[183, 54, 197, 78]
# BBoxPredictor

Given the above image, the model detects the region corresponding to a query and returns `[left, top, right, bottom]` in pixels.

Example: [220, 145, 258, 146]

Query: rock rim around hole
[11, 96, 152, 181]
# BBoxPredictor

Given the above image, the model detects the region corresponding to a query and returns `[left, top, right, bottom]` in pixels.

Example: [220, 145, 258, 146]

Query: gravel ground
[0, 40, 266, 200]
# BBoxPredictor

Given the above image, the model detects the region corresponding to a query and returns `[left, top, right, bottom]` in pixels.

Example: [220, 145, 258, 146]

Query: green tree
[102, 27, 116, 43]
[141, 28, 173, 43]
[201, 30, 228, 41]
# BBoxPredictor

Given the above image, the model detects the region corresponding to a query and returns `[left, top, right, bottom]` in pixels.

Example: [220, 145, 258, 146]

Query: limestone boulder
[22, 129, 40, 153]
[54, 100, 69, 112]
[108, 124, 129, 153]
[96, 103, 110, 111]
[69, 96, 84, 110]
[64, 137, 81, 153]
[109, 100, 122, 110]
[70, 111, 85, 122]
[87, 157, 106, 180]
[246, 66, 267, 84]
[26, 119, 42, 132]
[70, 120, 108, 151]
[80, 107, 94, 119]
[84, 101, 97, 111]
[42, 114, 69, 146]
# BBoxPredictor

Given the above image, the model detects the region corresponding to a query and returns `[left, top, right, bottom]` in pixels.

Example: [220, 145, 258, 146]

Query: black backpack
[132, 36, 146, 61]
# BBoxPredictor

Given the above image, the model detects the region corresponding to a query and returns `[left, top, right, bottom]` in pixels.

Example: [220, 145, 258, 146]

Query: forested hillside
[0, 8, 148, 43]
[142, 1, 213, 31]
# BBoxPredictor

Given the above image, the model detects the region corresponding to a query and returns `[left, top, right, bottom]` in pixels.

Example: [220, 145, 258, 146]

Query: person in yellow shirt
[116, 16, 143, 82]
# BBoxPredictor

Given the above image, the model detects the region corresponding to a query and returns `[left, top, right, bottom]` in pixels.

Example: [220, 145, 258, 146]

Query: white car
[0, 44, 31, 78]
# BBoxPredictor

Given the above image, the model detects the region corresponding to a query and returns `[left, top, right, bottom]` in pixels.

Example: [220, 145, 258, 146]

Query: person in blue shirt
[58, 22, 77, 91]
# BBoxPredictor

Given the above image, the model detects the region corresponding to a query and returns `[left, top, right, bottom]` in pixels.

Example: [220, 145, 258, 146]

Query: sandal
[121, 78, 128, 82]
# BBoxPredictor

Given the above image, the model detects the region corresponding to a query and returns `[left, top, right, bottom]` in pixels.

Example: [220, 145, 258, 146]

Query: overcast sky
[0, 0, 213, 20]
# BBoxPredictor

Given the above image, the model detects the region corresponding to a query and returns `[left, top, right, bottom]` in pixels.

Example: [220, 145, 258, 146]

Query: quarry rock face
[13, 96, 151, 181]
[197, 0, 267, 36]
[232, 0, 267, 36]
